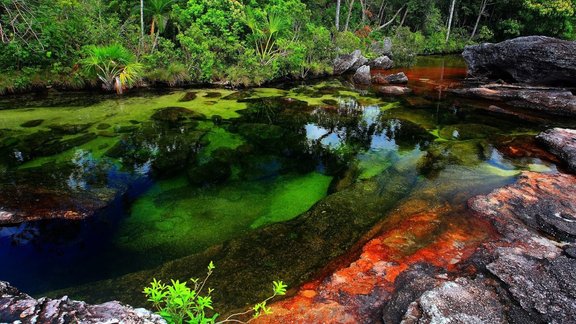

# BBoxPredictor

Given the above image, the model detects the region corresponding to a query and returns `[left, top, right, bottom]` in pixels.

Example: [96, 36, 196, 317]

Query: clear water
[0, 56, 571, 312]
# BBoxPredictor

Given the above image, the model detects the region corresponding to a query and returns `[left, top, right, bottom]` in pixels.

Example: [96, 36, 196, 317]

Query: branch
[374, 4, 406, 31]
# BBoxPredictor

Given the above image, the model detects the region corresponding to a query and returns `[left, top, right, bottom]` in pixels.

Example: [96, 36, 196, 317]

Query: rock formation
[463, 36, 576, 86]
[0, 281, 165, 323]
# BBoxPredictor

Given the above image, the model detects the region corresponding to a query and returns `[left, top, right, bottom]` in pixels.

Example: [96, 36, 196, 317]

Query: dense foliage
[0, 0, 574, 92]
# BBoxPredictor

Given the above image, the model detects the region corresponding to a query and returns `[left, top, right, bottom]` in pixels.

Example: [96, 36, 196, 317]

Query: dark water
[0, 56, 571, 309]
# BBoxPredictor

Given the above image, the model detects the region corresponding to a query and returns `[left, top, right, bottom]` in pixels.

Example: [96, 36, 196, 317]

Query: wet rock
[378, 118, 435, 150]
[419, 140, 487, 177]
[179, 91, 197, 102]
[0, 281, 164, 323]
[463, 36, 576, 86]
[333, 50, 364, 75]
[352, 65, 371, 84]
[403, 277, 505, 324]
[151, 107, 206, 125]
[369, 55, 393, 70]
[372, 72, 408, 85]
[537, 128, 576, 173]
[374, 86, 412, 96]
[20, 119, 44, 128]
[449, 85, 576, 117]
[48, 123, 93, 134]
[222, 90, 255, 101]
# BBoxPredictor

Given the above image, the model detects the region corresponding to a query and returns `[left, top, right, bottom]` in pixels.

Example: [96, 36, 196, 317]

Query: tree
[445, 0, 456, 42]
[470, 0, 488, 40]
[335, 0, 341, 30]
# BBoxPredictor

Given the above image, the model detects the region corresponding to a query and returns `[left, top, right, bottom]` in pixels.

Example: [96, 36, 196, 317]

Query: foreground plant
[143, 261, 287, 324]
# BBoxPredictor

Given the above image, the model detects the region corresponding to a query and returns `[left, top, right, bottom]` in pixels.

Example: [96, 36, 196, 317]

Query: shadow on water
[0, 56, 573, 314]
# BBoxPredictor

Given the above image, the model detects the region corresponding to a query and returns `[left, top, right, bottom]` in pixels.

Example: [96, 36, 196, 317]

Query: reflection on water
[0, 56, 571, 309]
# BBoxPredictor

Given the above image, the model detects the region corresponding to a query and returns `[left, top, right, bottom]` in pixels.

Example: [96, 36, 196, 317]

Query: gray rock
[402, 277, 505, 324]
[369, 56, 394, 70]
[463, 36, 576, 86]
[537, 128, 576, 173]
[487, 254, 576, 324]
[352, 65, 371, 84]
[371, 38, 392, 57]
[0, 281, 165, 323]
[333, 50, 363, 75]
[373, 72, 408, 85]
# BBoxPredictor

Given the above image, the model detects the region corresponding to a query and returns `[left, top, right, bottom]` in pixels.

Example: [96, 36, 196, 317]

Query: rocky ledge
[452, 36, 576, 117]
[537, 128, 576, 173]
[0, 281, 165, 323]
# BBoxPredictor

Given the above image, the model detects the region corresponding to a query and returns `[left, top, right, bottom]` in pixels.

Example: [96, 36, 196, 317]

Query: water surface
[0, 56, 570, 312]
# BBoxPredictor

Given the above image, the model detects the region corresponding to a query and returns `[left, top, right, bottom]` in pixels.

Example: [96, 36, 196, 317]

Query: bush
[143, 261, 288, 324]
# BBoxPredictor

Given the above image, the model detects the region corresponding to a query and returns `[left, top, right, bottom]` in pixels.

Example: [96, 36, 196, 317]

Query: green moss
[356, 150, 396, 180]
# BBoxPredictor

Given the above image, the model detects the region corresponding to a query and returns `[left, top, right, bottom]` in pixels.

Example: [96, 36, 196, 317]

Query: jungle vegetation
[0, 0, 575, 92]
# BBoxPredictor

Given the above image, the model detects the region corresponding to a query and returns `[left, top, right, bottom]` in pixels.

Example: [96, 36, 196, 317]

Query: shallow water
[0, 56, 572, 311]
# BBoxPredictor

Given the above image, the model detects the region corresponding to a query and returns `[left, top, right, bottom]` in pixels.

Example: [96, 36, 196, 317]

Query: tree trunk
[140, 0, 144, 40]
[336, 0, 341, 31]
[344, 0, 355, 32]
[470, 0, 487, 40]
[445, 0, 456, 43]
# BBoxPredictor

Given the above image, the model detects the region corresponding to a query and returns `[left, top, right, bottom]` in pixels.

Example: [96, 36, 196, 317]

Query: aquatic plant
[143, 261, 287, 324]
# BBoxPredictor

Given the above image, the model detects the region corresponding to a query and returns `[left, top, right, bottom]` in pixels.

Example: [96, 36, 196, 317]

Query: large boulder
[0, 281, 165, 323]
[463, 36, 576, 86]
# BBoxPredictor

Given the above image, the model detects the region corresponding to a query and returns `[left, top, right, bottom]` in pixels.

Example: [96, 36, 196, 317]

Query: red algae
[255, 202, 497, 323]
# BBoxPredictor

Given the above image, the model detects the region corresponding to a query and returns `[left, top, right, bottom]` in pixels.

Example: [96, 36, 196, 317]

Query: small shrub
[143, 261, 287, 324]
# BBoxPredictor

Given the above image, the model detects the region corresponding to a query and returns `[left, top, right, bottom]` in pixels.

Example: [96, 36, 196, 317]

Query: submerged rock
[151, 107, 206, 125]
[179, 91, 197, 102]
[463, 36, 576, 86]
[537, 128, 576, 173]
[0, 281, 164, 323]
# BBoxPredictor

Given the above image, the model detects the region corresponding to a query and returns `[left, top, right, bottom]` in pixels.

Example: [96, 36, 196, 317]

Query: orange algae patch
[256, 206, 497, 323]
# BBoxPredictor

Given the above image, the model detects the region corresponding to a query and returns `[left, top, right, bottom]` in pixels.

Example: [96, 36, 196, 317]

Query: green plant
[143, 261, 288, 324]
[81, 44, 143, 93]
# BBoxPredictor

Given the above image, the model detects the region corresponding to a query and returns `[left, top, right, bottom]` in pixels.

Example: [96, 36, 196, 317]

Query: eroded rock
[537, 128, 576, 173]
[372, 72, 408, 85]
[369, 55, 393, 70]
[334, 50, 364, 75]
[0, 281, 165, 323]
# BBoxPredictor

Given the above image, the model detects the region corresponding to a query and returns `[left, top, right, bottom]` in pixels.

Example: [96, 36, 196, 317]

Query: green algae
[115, 172, 332, 257]
[250, 172, 332, 228]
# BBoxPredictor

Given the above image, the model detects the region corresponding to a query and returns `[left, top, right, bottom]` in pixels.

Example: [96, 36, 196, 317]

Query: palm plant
[145, 0, 174, 50]
[244, 8, 289, 65]
[82, 44, 143, 94]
